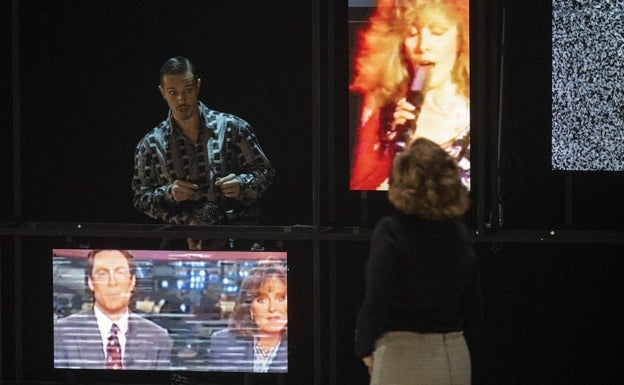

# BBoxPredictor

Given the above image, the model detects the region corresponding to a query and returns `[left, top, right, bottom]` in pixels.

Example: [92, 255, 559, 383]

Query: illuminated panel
[349, 0, 471, 190]
[53, 249, 288, 373]
[552, 0, 624, 170]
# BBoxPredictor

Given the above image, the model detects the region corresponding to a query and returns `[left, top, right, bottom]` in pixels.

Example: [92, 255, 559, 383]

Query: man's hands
[171, 174, 241, 202]
[172, 176, 240, 251]
[215, 174, 241, 198]
[171, 180, 200, 202]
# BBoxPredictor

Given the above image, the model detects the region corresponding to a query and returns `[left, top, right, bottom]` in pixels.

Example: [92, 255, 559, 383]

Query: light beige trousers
[370, 331, 471, 385]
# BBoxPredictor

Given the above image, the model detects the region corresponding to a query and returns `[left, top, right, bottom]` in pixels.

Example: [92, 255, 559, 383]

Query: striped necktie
[106, 323, 123, 369]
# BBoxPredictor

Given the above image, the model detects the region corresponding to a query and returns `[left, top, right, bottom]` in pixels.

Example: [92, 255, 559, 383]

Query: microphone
[405, 64, 429, 114]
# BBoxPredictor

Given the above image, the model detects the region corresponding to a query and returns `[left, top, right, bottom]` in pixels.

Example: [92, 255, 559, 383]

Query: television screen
[348, 0, 471, 191]
[551, 0, 624, 171]
[53, 249, 288, 373]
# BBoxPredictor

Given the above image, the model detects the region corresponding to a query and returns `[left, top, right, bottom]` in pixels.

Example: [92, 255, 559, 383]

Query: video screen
[349, 0, 471, 191]
[552, 0, 624, 171]
[53, 249, 288, 373]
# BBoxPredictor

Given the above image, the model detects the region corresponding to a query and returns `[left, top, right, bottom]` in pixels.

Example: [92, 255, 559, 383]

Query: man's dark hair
[85, 249, 136, 278]
[159, 56, 197, 85]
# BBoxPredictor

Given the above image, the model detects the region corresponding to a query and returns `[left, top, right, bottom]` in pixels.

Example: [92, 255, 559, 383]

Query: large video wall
[3, 1, 624, 385]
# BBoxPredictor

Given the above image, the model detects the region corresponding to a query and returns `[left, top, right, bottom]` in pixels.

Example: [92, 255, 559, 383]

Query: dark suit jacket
[54, 310, 173, 369]
[207, 329, 287, 373]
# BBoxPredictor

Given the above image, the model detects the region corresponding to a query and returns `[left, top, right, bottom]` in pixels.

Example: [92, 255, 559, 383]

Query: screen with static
[551, 0, 624, 171]
[53, 249, 288, 373]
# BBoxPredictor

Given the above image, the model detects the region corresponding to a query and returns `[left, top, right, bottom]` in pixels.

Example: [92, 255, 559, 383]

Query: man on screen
[54, 250, 173, 369]
[132, 56, 275, 250]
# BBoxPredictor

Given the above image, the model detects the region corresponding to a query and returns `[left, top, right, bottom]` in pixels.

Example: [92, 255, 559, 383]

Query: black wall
[12, 0, 313, 226]
[334, 242, 624, 385]
[497, 1, 624, 231]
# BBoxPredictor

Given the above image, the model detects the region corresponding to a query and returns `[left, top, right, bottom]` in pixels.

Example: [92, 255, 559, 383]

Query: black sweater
[354, 214, 483, 358]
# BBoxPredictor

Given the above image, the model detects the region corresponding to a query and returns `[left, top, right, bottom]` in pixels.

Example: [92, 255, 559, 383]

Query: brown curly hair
[227, 262, 288, 337]
[388, 138, 469, 219]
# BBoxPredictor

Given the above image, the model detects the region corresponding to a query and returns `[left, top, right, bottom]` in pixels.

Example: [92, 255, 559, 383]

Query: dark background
[11, 0, 313, 226]
[3, 0, 624, 384]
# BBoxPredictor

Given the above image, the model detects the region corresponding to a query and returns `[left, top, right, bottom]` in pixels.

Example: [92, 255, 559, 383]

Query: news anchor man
[54, 250, 173, 369]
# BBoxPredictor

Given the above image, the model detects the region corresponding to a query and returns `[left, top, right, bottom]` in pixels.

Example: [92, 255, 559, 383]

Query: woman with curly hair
[207, 262, 287, 373]
[354, 138, 482, 384]
[350, 0, 470, 191]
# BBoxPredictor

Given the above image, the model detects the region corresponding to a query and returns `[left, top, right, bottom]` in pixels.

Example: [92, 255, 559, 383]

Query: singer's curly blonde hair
[388, 137, 469, 219]
[350, 0, 470, 112]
